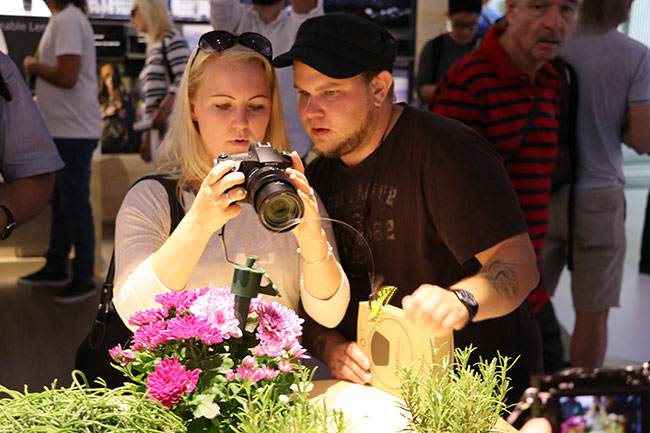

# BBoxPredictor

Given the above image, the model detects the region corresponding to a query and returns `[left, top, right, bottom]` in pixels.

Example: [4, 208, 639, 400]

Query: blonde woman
[113, 31, 349, 333]
[130, 0, 189, 162]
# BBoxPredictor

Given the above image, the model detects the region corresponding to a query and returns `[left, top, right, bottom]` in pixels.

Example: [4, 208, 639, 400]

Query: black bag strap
[0, 70, 11, 102]
[160, 31, 176, 86]
[98, 174, 185, 315]
[431, 34, 445, 85]
[503, 97, 542, 164]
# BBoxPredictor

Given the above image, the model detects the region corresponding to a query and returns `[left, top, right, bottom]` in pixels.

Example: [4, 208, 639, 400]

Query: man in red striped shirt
[432, 0, 582, 373]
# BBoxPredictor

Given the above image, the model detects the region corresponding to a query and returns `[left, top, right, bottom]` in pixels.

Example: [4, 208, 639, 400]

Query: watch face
[454, 289, 478, 321]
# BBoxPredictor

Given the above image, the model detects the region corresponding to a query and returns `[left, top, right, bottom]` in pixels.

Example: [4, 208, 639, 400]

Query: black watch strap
[452, 289, 478, 323]
[0, 204, 16, 240]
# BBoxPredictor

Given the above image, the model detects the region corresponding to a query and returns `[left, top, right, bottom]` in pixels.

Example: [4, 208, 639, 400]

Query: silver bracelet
[297, 241, 333, 266]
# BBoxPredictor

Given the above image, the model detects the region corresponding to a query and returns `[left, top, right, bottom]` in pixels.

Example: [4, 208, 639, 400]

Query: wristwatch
[0, 204, 16, 240]
[452, 289, 478, 324]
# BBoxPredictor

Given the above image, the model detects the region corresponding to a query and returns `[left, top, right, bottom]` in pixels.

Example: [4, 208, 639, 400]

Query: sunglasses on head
[192, 30, 273, 66]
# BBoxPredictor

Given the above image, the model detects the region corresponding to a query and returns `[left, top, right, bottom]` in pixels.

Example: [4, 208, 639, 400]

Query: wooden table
[310, 380, 518, 433]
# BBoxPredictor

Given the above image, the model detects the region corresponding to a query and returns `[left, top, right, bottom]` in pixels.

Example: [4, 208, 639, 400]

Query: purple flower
[146, 356, 200, 408]
[242, 355, 257, 368]
[225, 370, 236, 381]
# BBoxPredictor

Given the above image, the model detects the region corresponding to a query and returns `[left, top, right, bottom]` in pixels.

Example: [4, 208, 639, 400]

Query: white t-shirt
[113, 178, 350, 331]
[209, 0, 323, 157]
[35, 4, 101, 139]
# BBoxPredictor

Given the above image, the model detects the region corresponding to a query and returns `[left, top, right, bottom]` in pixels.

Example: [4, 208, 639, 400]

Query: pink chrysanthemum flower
[146, 356, 200, 408]
[236, 365, 266, 382]
[155, 287, 208, 315]
[161, 314, 208, 342]
[288, 341, 309, 359]
[225, 370, 236, 381]
[260, 364, 280, 380]
[131, 320, 167, 350]
[253, 300, 303, 345]
[278, 359, 292, 373]
[190, 286, 242, 342]
[108, 343, 134, 365]
[128, 308, 167, 327]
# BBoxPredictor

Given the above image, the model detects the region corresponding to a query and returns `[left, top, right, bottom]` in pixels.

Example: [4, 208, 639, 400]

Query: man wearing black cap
[274, 13, 544, 406]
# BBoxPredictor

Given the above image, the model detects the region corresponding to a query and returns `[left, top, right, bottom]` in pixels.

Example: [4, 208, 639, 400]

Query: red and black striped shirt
[432, 26, 561, 312]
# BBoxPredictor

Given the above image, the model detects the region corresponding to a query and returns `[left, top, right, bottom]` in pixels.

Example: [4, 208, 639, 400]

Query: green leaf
[191, 394, 221, 419]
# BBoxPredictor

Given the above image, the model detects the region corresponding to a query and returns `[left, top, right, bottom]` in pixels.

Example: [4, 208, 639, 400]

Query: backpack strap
[99, 174, 185, 315]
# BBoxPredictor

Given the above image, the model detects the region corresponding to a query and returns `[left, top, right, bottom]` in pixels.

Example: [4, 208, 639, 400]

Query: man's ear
[371, 70, 394, 104]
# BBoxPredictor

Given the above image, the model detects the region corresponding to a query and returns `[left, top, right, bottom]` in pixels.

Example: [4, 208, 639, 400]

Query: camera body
[216, 142, 304, 232]
[528, 363, 650, 433]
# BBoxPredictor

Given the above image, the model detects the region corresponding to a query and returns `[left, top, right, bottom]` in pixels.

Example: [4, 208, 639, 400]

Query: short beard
[319, 107, 376, 159]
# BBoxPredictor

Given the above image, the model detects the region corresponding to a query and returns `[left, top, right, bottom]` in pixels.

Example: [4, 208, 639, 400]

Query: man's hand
[326, 340, 371, 384]
[402, 284, 468, 336]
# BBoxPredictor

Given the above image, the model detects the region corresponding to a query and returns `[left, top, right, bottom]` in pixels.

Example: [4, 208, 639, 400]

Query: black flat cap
[273, 13, 397, 79]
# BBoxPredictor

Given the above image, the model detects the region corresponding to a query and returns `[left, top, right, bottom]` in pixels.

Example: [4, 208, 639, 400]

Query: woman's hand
[185, 161, 247, 237]
[23, 56, 37, 75]
[286, 151, 322, 241]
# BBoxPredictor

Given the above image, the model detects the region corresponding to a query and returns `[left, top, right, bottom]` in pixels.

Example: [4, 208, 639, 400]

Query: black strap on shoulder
[160, 32, 175, 85]
[431, 34, 446, 85]
[99, 174, 185, 314]
[0, 70, 11, 102]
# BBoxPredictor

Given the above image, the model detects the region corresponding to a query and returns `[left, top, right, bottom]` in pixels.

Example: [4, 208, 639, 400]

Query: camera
[511, 363, 650, 433]
[216, 142, 304, 232]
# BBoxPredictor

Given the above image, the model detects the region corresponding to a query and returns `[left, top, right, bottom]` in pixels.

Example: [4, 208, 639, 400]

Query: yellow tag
[367, 285, 397, 326]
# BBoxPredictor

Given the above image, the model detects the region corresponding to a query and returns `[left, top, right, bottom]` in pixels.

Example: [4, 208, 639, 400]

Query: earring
[375, 101, 381, 108]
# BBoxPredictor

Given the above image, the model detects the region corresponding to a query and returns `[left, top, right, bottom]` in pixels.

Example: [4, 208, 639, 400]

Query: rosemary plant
[397, 345, 514, 433]
[0, 372, 186, 432]
[234, 367, 350, 433]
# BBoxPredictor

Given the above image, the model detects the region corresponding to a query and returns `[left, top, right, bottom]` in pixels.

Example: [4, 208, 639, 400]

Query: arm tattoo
[302, 319, 330, 361]
[478, 260, 519, 300]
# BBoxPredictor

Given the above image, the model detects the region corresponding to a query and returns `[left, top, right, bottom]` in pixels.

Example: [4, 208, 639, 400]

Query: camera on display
[216, 142, 304, 233]
[509, 363, 650, 433]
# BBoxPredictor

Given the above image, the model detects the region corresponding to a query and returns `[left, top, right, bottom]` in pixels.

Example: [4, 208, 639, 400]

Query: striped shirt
[432, 26, 561, 312]
[140, 29, 190, 122]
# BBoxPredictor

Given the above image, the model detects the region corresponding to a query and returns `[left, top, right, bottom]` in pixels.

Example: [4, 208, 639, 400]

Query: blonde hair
[156, 44, 290, 198]
[132, 0, 173, 44]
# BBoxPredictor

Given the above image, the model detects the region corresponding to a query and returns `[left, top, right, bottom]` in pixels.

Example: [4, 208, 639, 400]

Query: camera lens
[258, 191, 303, 232]
[247, 166, 304, 232]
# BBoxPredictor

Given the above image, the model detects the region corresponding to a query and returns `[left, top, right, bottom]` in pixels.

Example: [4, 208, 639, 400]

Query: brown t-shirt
[306, 104, 542, 405]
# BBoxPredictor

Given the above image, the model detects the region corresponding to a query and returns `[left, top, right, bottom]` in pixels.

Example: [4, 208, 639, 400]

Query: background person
[0, 51, 64, 240]
[209, 0, 322, 160]
[415, 0, 482, 106]
[130, 0, 190, 163]
[19, 0, 101, 304]
[274, 13, 542, 407]
[98, 63, 136, 154]
[542, 0, 650, 368]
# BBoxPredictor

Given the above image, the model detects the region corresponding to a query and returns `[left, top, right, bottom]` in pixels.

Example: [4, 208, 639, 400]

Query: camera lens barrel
[246, 166, 304, 232]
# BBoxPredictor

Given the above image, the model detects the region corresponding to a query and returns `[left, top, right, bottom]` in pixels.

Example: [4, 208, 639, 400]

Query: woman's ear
[370, 70, 394, 105]
[189, 99, 198, 122]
